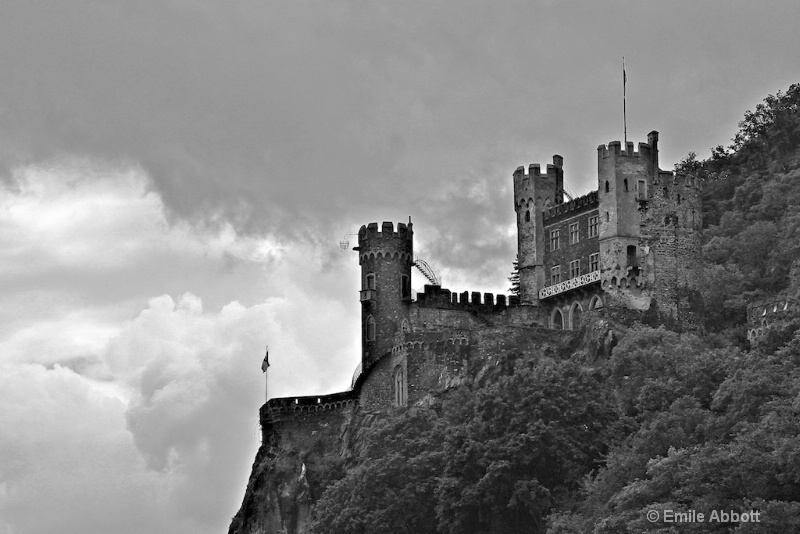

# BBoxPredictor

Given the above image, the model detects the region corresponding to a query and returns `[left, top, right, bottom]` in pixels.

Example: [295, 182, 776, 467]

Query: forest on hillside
[302, 84, 800, 534]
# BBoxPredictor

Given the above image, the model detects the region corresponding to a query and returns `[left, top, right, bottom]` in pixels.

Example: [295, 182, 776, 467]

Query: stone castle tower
[597, 131, 703, 325]
[513, 156, 564, 305]
[356, 221, 413, 369]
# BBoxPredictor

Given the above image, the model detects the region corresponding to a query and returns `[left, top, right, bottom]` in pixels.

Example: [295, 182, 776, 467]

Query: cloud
[0, 161, 360, 534]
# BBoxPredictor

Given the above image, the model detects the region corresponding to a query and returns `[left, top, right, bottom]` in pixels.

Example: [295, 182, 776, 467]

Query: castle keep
[515, 131, 703, 328]
[242, 132, 704, 533]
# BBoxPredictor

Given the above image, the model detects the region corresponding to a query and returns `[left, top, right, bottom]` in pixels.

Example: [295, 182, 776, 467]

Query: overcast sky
[1, 1, 798, 533]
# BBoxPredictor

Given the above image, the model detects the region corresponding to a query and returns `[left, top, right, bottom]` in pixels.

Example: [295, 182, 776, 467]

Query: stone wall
[639, 171, 704, 327]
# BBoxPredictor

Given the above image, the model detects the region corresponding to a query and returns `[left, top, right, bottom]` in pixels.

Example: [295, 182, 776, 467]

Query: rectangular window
[550, 265, 561, 285]
[638, 180, 647, 200]
[570, 259, 581, 279]
[588, 216, 599, 238]
[569, 223, 579, 245]
[589, 253, 599, 272]
[366, 273, 376, 290]
[550, 230, 560, 250]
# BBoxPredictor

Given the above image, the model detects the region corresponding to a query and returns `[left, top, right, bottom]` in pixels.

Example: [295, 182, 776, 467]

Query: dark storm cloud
[3, 0, 799, 250]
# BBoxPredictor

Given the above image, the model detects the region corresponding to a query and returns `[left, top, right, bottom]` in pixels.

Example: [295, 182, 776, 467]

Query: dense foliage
[309, 349, 623, 534]
[308, 322, 800, 533]
[677, 83, 800, 336]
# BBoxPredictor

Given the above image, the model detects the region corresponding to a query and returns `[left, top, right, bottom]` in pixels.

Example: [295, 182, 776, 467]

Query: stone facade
[527, 131, 704, 329]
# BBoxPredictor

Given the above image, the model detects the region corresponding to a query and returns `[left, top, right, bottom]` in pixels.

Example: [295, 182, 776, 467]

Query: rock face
[229, 404, 356, 534]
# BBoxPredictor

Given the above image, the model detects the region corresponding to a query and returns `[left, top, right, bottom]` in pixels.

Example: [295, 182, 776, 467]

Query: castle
[239, 132, 705, 532]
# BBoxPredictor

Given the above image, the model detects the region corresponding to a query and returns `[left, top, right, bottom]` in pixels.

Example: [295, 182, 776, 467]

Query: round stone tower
[356, 220, 413, 369]
[513, 155, 564, 304]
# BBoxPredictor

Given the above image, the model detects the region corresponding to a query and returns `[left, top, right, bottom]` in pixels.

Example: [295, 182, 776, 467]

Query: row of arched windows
[550, 295, 603, 330]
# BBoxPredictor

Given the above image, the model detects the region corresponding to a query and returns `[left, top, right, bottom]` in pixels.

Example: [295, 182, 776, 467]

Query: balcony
[359, 289, 377, 302]
[538, 270, 600, 299]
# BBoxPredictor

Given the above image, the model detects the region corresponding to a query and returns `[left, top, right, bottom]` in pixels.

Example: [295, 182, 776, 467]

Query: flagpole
[623, 56, 627, 146]
[261, 345, 270, 403]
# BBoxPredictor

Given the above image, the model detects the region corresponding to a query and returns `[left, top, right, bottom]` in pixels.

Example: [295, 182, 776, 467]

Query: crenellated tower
[597, 131, 703, 327]
[596, 131, 659, 309]
[513, 155, 564, 304]
[356, 221, 413, 369]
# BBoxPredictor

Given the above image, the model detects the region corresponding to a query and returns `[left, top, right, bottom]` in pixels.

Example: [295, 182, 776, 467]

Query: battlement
[358, 221, 413, 243]
[513, 155, 563, 194]
[260, 390, 358, 422]
[414, 284, 519, 311]
[597, 140, 653, 159]
[543, 191, 599, 222]
[597, 130, 659, 162]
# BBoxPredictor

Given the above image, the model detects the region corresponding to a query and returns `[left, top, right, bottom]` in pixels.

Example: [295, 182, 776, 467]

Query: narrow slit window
[366, 315, 376, 341]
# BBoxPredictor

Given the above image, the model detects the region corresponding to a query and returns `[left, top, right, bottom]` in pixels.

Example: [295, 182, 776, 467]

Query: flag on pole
[261, 346, 270, 372]
[623, 57, 626, 96]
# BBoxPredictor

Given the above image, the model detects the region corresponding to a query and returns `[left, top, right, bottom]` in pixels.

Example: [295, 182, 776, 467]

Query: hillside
[230, 84, 800, 533]
[686, 83, 800, 339]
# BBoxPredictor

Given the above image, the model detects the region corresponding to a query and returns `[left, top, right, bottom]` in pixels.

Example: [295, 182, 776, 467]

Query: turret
[356, 221, 413, 369]
[513, 155, 564, 304]
[597, 132, 658, 288]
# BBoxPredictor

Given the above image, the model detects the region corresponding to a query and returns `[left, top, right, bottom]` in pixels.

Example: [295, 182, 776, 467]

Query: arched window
[551, 308, 564, 330]
[589, 295, 604, 310]
[569, 301, 583, 330]
[605, 181, 610, 193]
[394, 366, 406, 406]
[525, 210, 530, 222]
[365, 273, 376, 290]
[366, 315, 376, 341]
[401, 319, 410, 333]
